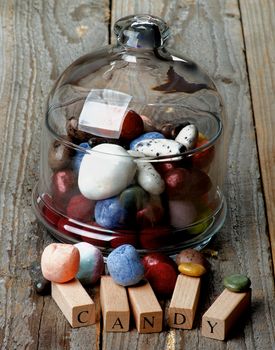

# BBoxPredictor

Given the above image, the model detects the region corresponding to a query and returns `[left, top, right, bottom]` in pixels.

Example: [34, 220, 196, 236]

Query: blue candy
[95, 196, 130, 229]
[107, 244, 144, 286]
[72, 142, 91, 171]
[129, 132, 165, 150]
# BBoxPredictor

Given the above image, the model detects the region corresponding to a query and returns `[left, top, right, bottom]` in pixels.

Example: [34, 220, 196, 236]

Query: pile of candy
[42, 110, 215, 249]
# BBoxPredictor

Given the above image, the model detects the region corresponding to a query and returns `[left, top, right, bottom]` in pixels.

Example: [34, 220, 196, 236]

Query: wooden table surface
[0, 1, 274, 349]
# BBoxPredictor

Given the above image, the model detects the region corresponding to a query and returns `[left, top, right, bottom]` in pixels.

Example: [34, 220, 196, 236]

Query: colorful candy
[41, 243, 80, 283]
[107, 244, 144, 286]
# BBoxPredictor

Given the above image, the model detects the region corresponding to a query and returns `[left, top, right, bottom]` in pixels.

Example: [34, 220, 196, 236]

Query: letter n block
[202, 288, 251, 340]
[100, 276, 130, 332]
[52, 279, 95, 328]
[168, 274, 201, 329]
[128, 282, 163, 333]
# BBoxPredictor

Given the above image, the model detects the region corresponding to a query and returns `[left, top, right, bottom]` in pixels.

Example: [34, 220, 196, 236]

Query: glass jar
[32, 14, 227, 257]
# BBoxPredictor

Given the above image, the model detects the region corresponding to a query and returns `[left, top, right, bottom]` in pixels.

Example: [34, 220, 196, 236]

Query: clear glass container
[32, 14, 227, 257]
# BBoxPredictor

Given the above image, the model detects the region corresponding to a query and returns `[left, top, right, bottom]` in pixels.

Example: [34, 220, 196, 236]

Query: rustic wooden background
[0, 0, 274, 349]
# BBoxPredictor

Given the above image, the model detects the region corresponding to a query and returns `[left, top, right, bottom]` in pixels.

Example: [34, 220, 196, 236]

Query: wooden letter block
[52, 279, 95, 328]
[100, 276, 130, 332]
[168, 274, 201, 329]
[128, 281, 163, 334]
[202, 288, 251, 340]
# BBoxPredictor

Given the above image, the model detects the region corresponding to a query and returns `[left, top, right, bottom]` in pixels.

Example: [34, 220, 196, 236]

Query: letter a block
[128, 282, 163, 333]
[168, 274, 201, 329]
[52, 279, 95, 328]
[100, 276, 130, 332]
[202, 288, 251, 340]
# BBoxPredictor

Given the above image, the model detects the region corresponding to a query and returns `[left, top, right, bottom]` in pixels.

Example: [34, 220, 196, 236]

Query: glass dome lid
[46, 14, 223, 158]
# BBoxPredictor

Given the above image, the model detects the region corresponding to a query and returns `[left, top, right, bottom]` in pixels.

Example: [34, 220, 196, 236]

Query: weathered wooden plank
[239, 0, 275, 270]
[109, 0, 275, 349]
[0, 0, 108, 348]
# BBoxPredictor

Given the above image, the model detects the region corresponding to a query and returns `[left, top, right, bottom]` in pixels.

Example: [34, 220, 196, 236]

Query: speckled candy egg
[78, 144, 137, 200]
[41, 243, 80, 283]
[107, 244, 144, 286]
[74, 242, 104, 285]
[176, 249, 208, 269]
[129, 132, 165, 150]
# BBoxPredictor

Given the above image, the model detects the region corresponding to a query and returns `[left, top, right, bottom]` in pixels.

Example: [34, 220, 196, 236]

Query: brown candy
[48, 136, 74, 171]
[160, 121, 190, 139]
[66, 117, 91, 142]
[176, 248, 208, 268]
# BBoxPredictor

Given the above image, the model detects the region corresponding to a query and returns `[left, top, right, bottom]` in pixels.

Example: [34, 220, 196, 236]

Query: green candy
[223, 274, 251, 292]
[119, 186, 148, 213]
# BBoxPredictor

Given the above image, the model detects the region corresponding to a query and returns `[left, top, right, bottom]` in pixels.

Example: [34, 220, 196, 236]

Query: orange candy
[41, 243, 80, 283]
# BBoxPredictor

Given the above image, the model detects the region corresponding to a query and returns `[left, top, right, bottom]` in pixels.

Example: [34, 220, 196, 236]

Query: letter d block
[52, 279, 95, 328]
[128, 282, 163, 333]
[202, 288, 251, 340]
[168, 274, 201, 329]
[100, 276, 130, 332]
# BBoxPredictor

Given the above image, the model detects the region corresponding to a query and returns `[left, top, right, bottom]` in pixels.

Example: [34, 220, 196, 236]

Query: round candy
[136, 195, 164, 228]
[164, 168, 190, 198]
[95, 196, 131, 229]
[107, 244, 144, 286]
[72, 142, 91, 171]
[120, 110, 144, 141]
[178, 262, 206, 277]
[41, 243, 80, 283]
[176, 249, 208, 268]
[160, 122, 190, 139]
[145, 263, 177, 297]
[66, 194, 95, 222]
[223, 274, 251, 292]
[52, 170, 77, 211]
[129, 132, 165, 150]
[78, 144, 136, 200]
[192, 136, 215, 170]
[48, 136, 74, 171]
[169, 200, 197, 228]
[74, 242, 104, 285]
[66, 117, 90, 142]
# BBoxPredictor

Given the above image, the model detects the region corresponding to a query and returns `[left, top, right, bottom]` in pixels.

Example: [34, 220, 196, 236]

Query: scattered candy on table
[106, 244, 144, 286]
[41, 243, 80, 283]
[223, 274, 251, 293]
[74, 242, 104, 285]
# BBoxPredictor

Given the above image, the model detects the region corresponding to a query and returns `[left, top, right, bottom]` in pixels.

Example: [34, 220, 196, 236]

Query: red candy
[154, 162, 176, 175]
[139, 226, 170, 249]
[164, 168, 190, 198]
[142, 253, 178, 296]
[52, 170, 78, 211]
[66, 194, 95, 222]
[192, 139, 215, 170]
[120, 110, 144, 141]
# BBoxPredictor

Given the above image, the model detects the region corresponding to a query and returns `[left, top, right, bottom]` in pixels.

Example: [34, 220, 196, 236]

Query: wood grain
[0, 0, 108, 348]
[239, 0, 275, 270]
[110, 0, 275, 349]
[0, 0, 274, 349]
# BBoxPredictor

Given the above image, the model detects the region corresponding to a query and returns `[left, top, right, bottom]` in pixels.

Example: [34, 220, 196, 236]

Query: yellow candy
[178, 262, 207, 277]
